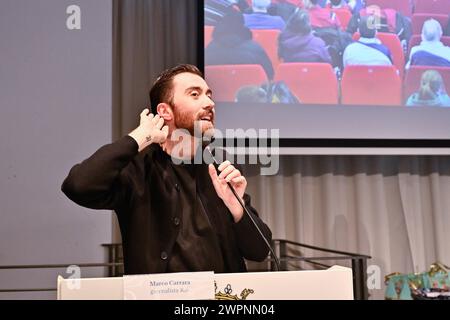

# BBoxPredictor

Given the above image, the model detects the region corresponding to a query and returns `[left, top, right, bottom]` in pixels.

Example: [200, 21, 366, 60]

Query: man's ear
[156, 103, 173, 121]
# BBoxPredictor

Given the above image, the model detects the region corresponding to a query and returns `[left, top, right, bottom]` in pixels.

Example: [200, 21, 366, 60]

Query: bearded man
[61, 64, 272, 275]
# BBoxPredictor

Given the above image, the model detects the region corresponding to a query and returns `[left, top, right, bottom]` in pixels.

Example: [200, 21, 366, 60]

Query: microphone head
[202, 130, 215, 149]
[203, 140, 218, 165]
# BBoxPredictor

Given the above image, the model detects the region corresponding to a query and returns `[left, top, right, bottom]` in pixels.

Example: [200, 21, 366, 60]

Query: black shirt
[61, 136, 272, 274]
[167, 162, 225, 272]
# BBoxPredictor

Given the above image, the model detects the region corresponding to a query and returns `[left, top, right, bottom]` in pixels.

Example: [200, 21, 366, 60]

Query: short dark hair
[235, 85, 267, 103]
[149, 64, 203, 114]
[359, 16, 377, 39]
[286, 9, 311, 35]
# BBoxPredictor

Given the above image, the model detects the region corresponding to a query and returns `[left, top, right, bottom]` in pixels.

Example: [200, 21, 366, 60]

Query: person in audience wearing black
[205, 0, 251, 25]
[206, 10, 274, 79]
[62, 64, 272, 275]
[267, 0, 298, 22]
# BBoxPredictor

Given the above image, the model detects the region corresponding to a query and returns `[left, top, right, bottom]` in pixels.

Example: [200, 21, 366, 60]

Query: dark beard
[173, 107, 195, 136]
[172, 103, 213, 136]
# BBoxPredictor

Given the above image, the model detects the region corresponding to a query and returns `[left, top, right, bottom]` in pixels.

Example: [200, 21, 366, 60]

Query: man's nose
[204, 95, 215, 109]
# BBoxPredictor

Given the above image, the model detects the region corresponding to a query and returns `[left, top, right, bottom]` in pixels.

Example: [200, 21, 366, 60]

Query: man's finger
[161, 125, 169, 137]
[218, 160, 231, 172]
[218, 165, 234, 180]
[140, 109, 150, 117]
[155, 117, 165, 130]
[231, 176, 246, 185]
[225, 169, 241, 182]
[161, 126, 169, 138]
[208, 163, 217, 178]
[208, 164, 222, 190]
[152, 114, 160, 123]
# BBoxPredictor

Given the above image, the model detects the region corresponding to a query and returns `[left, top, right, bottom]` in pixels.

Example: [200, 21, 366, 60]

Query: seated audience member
[206, 10, 274, 79]
[406, 70, 450, 107]
[303, 0, 341, 29]
[235, 85, 268, 102]
[347, 5, 412, 43]
[231, 0, 251, 12]
[278, 9, 332, 63]
[205, 0, 250, 25]
[267, 0, 298, 22]
[306, 0, 354, 69]
[406, 19, 450, 68]
[244, 0, 286, 30]
[343, 16, 393, 67]
[236, 82, 300, 103]
[326, 0, 352, 11]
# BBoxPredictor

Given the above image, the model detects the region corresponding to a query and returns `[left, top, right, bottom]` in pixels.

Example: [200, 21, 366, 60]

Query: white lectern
[57, 265, 353, 300]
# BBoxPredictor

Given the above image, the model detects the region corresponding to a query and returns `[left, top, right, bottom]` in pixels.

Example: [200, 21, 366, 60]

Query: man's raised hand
[128, 109, 169, 152]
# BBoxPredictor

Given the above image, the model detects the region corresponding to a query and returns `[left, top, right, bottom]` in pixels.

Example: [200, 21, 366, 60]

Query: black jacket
[61, 136, 272, 275]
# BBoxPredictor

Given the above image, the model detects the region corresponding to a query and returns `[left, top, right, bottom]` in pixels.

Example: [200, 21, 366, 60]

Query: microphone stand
[205, 145, 281, 271]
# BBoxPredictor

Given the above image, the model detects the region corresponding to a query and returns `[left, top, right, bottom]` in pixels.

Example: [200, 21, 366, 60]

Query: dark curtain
[113, 0, 199, 139]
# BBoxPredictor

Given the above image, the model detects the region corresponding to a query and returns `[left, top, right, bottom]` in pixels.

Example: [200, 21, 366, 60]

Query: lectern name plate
[123, 271, 215, 300]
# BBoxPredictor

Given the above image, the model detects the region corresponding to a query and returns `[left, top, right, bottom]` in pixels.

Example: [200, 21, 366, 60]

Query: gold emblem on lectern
[214, 282, 254, 300]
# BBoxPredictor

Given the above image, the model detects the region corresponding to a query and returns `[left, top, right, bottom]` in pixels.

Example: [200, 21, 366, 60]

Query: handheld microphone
[204, 144, 281, 271]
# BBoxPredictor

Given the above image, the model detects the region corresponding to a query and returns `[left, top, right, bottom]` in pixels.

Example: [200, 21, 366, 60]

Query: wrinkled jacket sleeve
[232, 193, 273, 262]
[61, 136, 139, 210]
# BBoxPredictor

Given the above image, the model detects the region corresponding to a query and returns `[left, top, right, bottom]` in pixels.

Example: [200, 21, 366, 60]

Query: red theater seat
[365, 0, 412, 17]
[251, 29, 281, 71]
[412, 14, 449, 35]
[352, 32, 405, 78]
[274, 63, 338, 104]
[332, 8, 352, 30]
[341, 65, 402, 105]
[205, 64, 268, 102]
[414, 0, 450, 15]
[404, 66, 450, 102]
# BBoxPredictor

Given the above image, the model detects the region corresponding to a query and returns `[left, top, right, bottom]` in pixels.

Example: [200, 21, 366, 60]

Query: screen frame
[199, 0, 450, 152]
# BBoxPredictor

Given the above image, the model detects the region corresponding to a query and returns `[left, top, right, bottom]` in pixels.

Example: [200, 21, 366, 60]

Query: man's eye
[191, 92, 199, 97]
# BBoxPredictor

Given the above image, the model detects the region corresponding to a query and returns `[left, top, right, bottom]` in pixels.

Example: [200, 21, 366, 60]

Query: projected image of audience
[406, 70, 450, 107]
[204, 0, 450, 107]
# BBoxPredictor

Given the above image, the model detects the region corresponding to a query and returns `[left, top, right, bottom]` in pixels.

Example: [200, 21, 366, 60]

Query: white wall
[0, 0, 113, 299]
